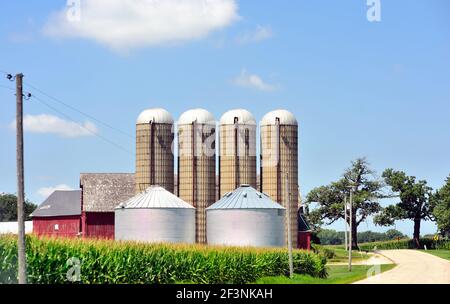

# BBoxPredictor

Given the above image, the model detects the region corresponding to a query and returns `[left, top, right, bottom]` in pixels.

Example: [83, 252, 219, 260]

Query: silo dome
[115, 186, 195, 244]
[178, 108, 215, 125]
[137, 108, 174, 124]
[261, 109, 298, 126]
[220, 109, 256, 125]
[206, 185, 286, 248]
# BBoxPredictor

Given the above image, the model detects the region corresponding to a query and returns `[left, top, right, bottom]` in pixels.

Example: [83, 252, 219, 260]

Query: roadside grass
[327, 247, 369, 263]
[255, 264, 396, 284]
[421, 250, 450, 261]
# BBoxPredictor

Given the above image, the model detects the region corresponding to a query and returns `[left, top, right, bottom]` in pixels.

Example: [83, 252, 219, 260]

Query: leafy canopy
[305, 158, 384, 229]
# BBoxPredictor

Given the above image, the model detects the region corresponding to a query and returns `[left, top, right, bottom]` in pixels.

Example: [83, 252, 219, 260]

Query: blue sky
[0, 0, 449, 236]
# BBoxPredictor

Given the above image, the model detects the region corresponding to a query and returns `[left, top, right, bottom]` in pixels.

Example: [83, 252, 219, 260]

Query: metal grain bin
[260, 109, 299, 248]
[219, 109, 257, 197]
[178, 109, 216, 244]
[135, 108, 174, 194]
[206, 185, 285, 248]
[115, 186, 195, 244]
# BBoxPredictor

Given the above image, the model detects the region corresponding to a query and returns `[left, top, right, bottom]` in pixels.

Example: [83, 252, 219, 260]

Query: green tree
[374, 169, 433, 247]
[385, 229, 406, 240]
[430, 175, 450, 237]
[316, 229, 345, 245]
[0, 193, 37, 222]
[305, 158, 384, 248]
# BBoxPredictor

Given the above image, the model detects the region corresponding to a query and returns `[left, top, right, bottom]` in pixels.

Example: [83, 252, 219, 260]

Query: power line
[32, 94, 133, 155]
[0, 84, 15, 91]
[24, 81, 134, 139]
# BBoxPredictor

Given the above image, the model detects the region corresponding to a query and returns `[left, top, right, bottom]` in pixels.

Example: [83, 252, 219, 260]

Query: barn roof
[298, 212, 312, 232]
[80, 173, 135, 212]
[207, 185, 285, 210]
[31, 190, 81, 217]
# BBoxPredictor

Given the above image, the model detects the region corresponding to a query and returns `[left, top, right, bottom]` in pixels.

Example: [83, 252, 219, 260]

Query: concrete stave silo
[206, 185, 285, 248]
[260, 109, 299, 248]
[219, 109, 257, 197]
[115, 186, 195, 244]
[178, 109, 216, 244]
[135, 108, 174, 194]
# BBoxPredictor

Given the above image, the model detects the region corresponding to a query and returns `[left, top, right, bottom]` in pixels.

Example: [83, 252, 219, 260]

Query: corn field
[0, 235, 327, 284]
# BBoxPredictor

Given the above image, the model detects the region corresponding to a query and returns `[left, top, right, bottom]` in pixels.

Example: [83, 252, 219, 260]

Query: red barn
[297, 209, 312, 250]
[31, 190, 82, 238]
[80, 173, 135, 239]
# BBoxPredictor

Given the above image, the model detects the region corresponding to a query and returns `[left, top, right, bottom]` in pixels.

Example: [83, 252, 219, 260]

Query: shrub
[0, 235, 327, 284]
[311, 244, 336, 259]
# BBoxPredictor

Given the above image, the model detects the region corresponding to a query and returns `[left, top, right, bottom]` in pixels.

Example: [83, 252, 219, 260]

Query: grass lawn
[327, 247, 370, 263]
[255, 264, 396, 284]
[421, 249, 450, 261]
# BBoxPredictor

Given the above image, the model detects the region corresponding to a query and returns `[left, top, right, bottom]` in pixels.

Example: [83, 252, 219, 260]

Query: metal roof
[261, 109, 298, 126]
[116, 186, 195, 209]
[178, 108, 215, 125]
[136, 108, 174, 124]
[220, 109, 256, 125]
[207, 185, 285, 210]
[298, 212, 311, 232]
[31, 190, 81, 217]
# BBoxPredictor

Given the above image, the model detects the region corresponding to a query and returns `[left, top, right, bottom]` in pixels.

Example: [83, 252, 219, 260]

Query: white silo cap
[261, 109, 298, 126]
[116, 186, 195, 209]
[220, 109, 256, 125]
[178, 109, 215, 125]
[136, 108, 174, 124]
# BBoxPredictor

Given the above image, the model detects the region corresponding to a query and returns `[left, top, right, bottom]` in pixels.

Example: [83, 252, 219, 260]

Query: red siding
[33, 216, 81, 238]
[83, 212, 114, 239]
[298, 231, 311, 250]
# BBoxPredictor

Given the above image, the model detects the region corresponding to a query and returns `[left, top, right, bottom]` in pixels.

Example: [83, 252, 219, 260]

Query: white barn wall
[0, 221, 33, 234]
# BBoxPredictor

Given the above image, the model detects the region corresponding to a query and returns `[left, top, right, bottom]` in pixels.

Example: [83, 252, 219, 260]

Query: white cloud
[236, 25, 273, 44]
[37, 184, 74, 199]
[233, 69, 277, 92]
[43, 0, 239, 51]
[10, 114, 98, 138]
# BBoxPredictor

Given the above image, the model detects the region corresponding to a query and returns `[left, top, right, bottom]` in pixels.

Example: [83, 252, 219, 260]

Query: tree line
[313, 228, 406, 246]
[305, 158, 450, 248]
[0, 193, 36, 222]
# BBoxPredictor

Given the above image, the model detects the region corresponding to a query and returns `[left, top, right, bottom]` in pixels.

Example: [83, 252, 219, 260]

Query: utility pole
[285, 174, 294, 279]
[348, 187, 353, 272]
[15, 73, 27, 284]
[344, 196, 348, 252]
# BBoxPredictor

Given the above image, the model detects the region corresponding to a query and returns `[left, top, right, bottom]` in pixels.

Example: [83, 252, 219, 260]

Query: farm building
[298, 208, 312, 250]
[31, 190, 82, 238]
[206, 185, 285, 248]
[0, 221, 33, 234]
[80, 173, 135, 239]
[115, 186, 195, 244]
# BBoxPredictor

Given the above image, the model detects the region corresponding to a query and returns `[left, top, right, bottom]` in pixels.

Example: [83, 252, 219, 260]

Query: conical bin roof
[207, 185, 285, 210]
[116, 186, 194, 209]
